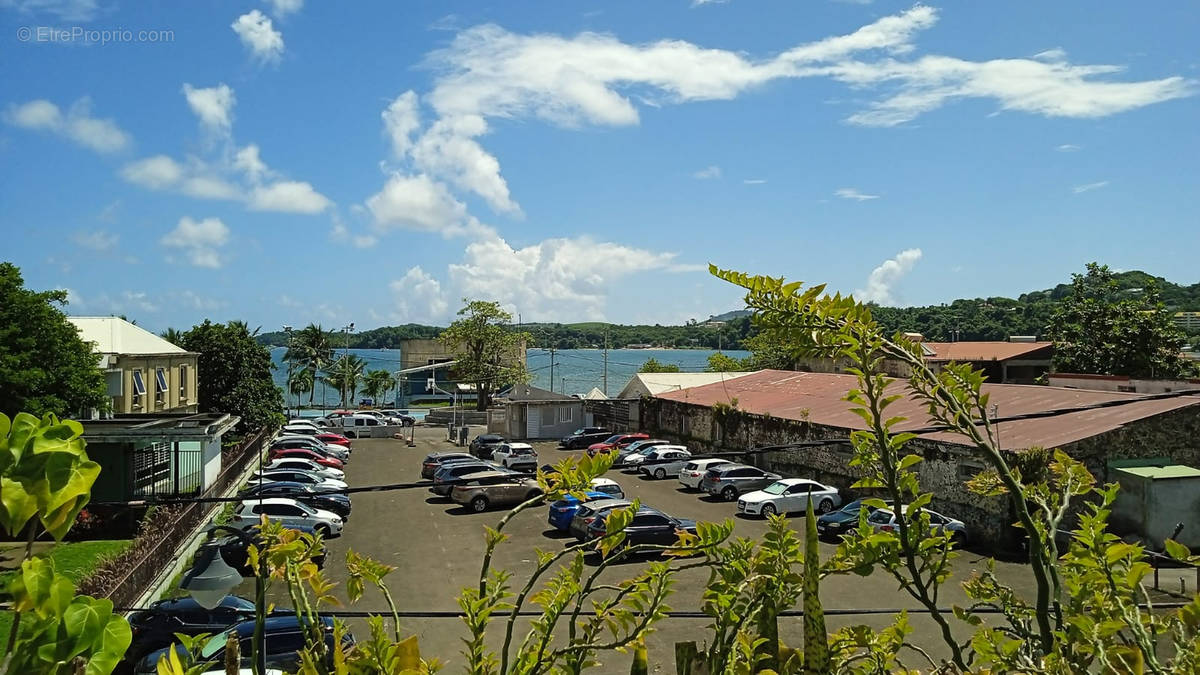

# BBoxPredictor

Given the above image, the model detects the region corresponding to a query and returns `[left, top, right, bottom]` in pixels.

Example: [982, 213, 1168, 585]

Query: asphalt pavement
[288, 427, 1041, 673]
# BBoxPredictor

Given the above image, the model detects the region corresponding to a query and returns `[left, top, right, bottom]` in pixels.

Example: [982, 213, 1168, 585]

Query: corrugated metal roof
[656, 370, 1200, 451]
[617, 372, 753, 399]
[921, 341, 1054, 362]
[1116, 465, 1200, 480]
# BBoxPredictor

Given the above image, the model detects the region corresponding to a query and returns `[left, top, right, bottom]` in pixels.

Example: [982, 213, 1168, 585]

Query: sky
[1, 1, 1197, 334]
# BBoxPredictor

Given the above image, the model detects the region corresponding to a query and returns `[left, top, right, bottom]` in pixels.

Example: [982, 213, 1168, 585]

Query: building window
[179, 365, 188, 400]
[131, 369, 146, 407]
[155, 367, 168, 405]
[558, 406, 573, 424]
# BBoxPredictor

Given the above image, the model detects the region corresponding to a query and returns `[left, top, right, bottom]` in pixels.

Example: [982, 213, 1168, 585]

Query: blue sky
[2, 1, 1196, 333]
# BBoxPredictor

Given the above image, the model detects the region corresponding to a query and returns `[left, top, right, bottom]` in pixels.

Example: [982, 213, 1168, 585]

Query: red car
[315, 432, 352, 447]
[268, 447, 344, 469]
[586, 433, 649, 457]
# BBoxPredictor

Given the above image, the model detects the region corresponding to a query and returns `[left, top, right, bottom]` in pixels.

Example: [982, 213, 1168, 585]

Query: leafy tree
[1049, 262, 1196, 378]
[159, 327, 185, 348]
[439, 300, 531, 411]
[179, 320, 284, 431]
[323, 355, 368, 407]
[0, 263, 107, 419]
[637, 358, 680, 373]
[287, 367, 314, 412]
[362, 369, 396, 406]
[706, 352, 748, 372]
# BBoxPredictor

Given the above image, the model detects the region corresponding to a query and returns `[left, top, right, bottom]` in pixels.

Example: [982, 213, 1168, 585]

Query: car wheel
[951, 531, 967, 549]
[722, 486, 737, 501]
[654, 468, 666, 480]
[471, 496, 489, 512]
[761, 503, 776, 517]
[315, 524, 331, 538]
[817, 499, 835, 514]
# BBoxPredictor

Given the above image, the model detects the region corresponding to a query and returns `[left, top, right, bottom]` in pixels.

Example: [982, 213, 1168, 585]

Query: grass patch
[0, 540, 132, 640]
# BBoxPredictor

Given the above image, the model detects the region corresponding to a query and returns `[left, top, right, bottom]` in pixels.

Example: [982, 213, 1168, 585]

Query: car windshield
[635, 446, 657, 456]
[839, 499, 863, 513]
[602, 435, 623, 444]
[762, 481, 790, 495]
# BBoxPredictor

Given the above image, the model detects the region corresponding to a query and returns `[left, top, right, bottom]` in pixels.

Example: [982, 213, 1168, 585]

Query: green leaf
[0, 476, 39, 537]
[1165, 538, 1192, 562]
[65, 597, 109, 658]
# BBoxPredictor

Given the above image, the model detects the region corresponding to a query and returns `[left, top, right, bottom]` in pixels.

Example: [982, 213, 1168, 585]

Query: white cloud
[693, 165, 721, 179]
[71, 229, 118, 251]
[234, 144, 269, 180]
[1073, 180, 1109, 193]
[231, 10, 284, 63]
[389, 266, 449, 323]
[691, 0, 728, 6]
[4, 98, 130, 153]
[121, 291, 159, 313]
[855, 248, 922, 305]
[410, 115, 518, 213]
[160, 216, 231, 268]
[1056, 143, 1081, 152]
[382, 91, 421, 159]
[264, 0, 302, 18]
[835, 187, 880, 200]
[181, 175, 242, 200]
[121, 155, 183, 188]
[249, 180, 333, 213]
[428, 14, 458, 31]
[365, 173, 471, 234]
[1, 0, 98, 20]
[743, 178, 767, 185]
[182, 83, 236, 134]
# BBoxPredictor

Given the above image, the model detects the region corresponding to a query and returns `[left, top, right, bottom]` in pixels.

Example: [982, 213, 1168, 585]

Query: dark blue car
[135, 615, 350, 674]
[547, 491, 609, 531]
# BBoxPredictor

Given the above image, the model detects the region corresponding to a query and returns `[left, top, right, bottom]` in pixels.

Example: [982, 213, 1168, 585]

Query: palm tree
[160, 327, 185, 347]
[286, 324, 335, 408]
[323, 355, 367, 407]
[288, 367, 314, 412]
[362, 369, 396, 407]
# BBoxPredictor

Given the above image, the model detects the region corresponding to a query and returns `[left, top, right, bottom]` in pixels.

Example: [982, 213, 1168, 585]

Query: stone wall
[641, 396, 1200, 550]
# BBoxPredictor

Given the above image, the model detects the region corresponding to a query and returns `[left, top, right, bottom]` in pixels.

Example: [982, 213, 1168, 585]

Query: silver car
[867, 505, 969, 547]
[698, 463, 782, 501]
[635, 446, 693, 479]
[567, 498, 631, 540]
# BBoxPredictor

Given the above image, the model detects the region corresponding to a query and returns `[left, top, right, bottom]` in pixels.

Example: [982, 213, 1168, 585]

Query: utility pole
[603, 326, 609, 396]
[548, 345, 556, 393]
[561, 377, 565, 395]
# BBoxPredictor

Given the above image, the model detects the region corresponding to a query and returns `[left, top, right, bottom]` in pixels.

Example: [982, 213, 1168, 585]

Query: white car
[492, 443, 537, 468]
[589, 477, 625, 499]
[285, 419, 321, 430]
[252, 469, 347, 493]
[736, 479, 842, 517]
[635, 446, 693, 479]
[231, 497, 343, 538]
[264, 457, 345, 481]
[677, 458, 732, 489]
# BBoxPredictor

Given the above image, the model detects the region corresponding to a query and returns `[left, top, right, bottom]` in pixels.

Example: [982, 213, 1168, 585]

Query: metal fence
[101, 426, 271, 609]
[130, 442, 204, 499]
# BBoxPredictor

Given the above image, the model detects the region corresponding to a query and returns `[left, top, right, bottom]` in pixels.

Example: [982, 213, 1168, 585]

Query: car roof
[580, 498, 631, 511]
[651, 445, 688, 453]
[711, 462, 752, 472]
[244, 481, 308, 491]
[240, 497, 310, 507]
[773, 478, 819, 486]
[691, 458, 731, 466]
[503, 442, 534, 449]
[458, 470, 523, 482]
[590, 477, 618, 486]
[151, 595, 254, 612]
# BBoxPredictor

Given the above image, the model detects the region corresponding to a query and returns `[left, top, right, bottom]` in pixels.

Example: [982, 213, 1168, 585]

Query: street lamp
[283, 325, 294, 419]
[181, 526, 268, 675]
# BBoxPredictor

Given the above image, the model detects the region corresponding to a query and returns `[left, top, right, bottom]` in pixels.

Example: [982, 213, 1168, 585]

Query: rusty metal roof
[655, 370, 1200, 451]
[921, 341, 1054, 362]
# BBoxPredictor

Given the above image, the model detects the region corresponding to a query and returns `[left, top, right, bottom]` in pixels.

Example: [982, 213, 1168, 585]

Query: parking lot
[310, 427, 1041, 672]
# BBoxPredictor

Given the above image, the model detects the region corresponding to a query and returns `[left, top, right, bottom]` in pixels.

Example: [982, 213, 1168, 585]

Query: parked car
[355, 410, 412, 426]
[430, 461, 507, 496]
[320, 414, 386, 436]
[736, 478, 842, 517]
[210, 527, 326, 576]
[589, 477, 625, 499]
[546, 490, 610, 531]
[313, 432, 352, 447]
[271, 436, 349, 460]
[450, 470, 544, 512]
[376, 409, 417, 426]
[586, 433, 649, 457]
[585, 506, 698, 559]
[267, 447, 344, 470]
[135, 615, 350, 674]
[420, 451, 477, 479]
[633, 446, 693, 479]
[699, 463, 782, 501]
[568, 498, 632, 541]
[559, 427, 611, 449]
[239, 481, 352, 519]
[615, 439, 670, 462]
[284, 419, 322, 431]
[251, 469, 347, 493]
[492, 443, 538, 470]
[264, 457, 345, 481]
[815, 499, 895, 540]
[867, 506, 969, 546]
[469, 434, 507, 459]
[678, 458, 732, 490]
[126, 595, 254, 663]
[231, 498, 344, 538]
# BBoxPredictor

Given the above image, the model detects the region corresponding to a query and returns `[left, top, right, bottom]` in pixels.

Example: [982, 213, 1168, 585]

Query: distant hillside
[707, 309, 753, 322]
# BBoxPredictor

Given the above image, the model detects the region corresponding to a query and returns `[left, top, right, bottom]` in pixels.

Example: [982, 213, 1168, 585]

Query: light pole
[181, 527, 267, 675]
[283, 325, 294, 419]
[341, 323, 355, 409]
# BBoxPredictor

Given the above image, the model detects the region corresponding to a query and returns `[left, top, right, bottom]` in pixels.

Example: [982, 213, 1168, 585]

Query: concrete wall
[111, 354, 198, 414]
[506, 402, 584, 439]
[1049, 373, 1200, 394]
[1113, 470, 1200, 548]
